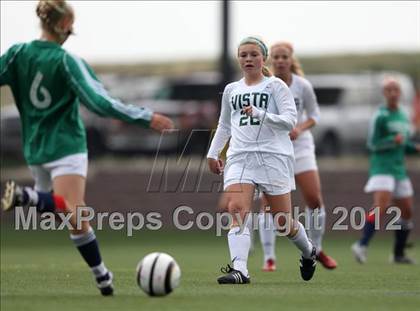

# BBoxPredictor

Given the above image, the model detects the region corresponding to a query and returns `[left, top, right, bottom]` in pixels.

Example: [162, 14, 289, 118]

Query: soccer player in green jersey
[0, 0, 173, 296]
[352, 77, 419, 264]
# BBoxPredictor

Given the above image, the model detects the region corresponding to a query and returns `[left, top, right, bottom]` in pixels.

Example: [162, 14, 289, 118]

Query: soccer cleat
[96, 271, 114, 296]
[299, 246, 316, 281]
[316, 251, 337, 269]
[390, 255, 417, 265]
[217, 264, 250, 284]
[1, 180, 26, 212]
[262, 258, 277, 272]
[351, 242, 367, 264]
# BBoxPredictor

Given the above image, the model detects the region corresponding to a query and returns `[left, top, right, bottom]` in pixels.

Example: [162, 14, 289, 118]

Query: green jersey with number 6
[0, 40, 153, 165]
[367, 105, 418, 179]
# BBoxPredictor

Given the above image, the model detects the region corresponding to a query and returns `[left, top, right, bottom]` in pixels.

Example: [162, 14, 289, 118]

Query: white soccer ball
[136, 252, 181, 296]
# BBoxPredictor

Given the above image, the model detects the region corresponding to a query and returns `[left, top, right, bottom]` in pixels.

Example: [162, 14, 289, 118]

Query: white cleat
[1, 180, 24, 212]
[351, 242, 367, 264]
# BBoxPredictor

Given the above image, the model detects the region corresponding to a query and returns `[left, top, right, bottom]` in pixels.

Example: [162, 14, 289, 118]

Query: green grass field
[1, 227, 419, 311]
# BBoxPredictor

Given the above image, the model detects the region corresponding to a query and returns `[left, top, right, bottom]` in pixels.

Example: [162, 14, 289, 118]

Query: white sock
[24, 187, 39, 205]
[228, 226, 250, 276]
[305, 207, 325, 254]
[258, 212, 276, 262]
[91, 262, 108, 278]
[288, 221, 313, 258]
[245, 213, 255, 252]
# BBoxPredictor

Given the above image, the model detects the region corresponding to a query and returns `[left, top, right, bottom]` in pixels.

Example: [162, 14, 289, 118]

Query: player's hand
[243, 105, 253, 117]
[208, 158, 224, 175]
[150, 113, 174, 133]
[289, 127, 301, 141]
[394, 133, 404, 145]
[415, 144, 420, 152]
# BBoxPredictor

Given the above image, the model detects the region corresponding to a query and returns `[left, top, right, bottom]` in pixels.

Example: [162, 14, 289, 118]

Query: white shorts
[294, 153, 318, 175]
[223, 152, 296, 196]
[28, 153, 88, 192]
[364, 175, 414, 199]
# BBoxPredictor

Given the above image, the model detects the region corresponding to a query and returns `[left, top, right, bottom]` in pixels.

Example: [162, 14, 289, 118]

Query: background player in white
[258, 42, 338, 271]
[207, 37, 316, 284]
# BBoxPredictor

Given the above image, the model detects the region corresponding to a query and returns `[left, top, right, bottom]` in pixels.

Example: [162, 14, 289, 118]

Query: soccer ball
[136, 252, 181, 296]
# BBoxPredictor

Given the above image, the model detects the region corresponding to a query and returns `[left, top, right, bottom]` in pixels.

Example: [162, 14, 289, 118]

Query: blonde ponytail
[36, 0, 73, 38]
[291, 57, 304, 77]
[262, 65, 272, 77]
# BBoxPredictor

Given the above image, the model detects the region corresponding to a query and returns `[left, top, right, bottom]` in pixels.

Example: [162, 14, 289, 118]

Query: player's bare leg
[53, 175, 114, 295]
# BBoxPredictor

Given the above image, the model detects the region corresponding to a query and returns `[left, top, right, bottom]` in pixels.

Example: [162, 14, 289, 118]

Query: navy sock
[21, 190, 30, 206]
[22, 188, 65, 213]
[36, 192, 56, 213]
[360, 221, 376, 246]
[394, 229, 410, 257]
[70, 229, 108, 278]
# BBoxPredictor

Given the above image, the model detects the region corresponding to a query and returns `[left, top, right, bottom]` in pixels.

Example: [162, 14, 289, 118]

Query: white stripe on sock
[92, 262, 108, 278]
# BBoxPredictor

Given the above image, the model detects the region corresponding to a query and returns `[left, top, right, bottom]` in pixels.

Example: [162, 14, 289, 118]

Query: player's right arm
[367, 112, 397, 151]
[207, 84, 232, 174]
[62, 53, 173, 132]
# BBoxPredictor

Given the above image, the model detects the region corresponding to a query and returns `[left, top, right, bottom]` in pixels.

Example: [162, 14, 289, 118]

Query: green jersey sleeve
[367, 112, 396, 152]
[62, 52, 153, 128]
[0, 43, 24, 86]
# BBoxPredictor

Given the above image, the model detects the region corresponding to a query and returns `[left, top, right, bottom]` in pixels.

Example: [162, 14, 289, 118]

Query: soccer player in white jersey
[207, 37, 316, 284]
[258, 42, 337, 271]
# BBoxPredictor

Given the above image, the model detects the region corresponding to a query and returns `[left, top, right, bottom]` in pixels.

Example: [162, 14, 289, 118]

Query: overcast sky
[1, 1, 419, 63]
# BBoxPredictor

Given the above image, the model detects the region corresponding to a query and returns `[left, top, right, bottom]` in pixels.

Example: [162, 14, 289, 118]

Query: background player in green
[0, 0, 173, 296]
[352, 77, 419, 264]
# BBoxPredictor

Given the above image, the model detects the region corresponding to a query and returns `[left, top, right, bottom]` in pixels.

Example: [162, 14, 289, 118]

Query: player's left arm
[244, 81, 297, 131]
[62, 53, 154, 128]
[299, 81, 320, 131]
[289, 81, 320, 139]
